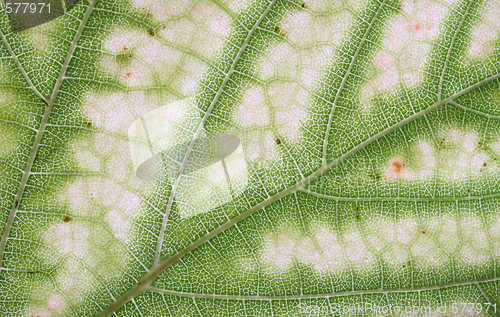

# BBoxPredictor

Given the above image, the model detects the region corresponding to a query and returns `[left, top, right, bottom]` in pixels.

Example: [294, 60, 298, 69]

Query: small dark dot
[422, 231, 426, 234]
[63, 216, 73, 223]
[483, 162, 487, 167]
[301, 2, 306, 8]
[274, 26, 280, 34]
[148, 29, 155, 37]
[275, 138, 281, 145]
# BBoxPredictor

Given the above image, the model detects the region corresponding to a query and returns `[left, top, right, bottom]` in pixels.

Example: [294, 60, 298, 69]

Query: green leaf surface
[1, 0, 500, 316]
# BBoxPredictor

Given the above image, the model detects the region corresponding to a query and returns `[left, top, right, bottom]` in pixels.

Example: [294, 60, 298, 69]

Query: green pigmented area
[156, 0, 303, 257]
[133, 267, 497, 317]
[324, 0, 484, 159]
[115, 51, 134, 67]
[1, 3, 87, 97]
[306, 0, 401, 161]
[156, 192, 500, 298]
[0, 70, 47, 240]
[436, 0, 484, 98]
[310, 102, 500, 198]
[2, 0, 500, 315]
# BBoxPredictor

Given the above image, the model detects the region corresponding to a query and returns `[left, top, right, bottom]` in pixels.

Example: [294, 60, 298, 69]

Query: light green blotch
[128, 97, 249, 218]
[176, 144, 248, 218]
[128, 97, 195, 171]
[0, 123, 15, 158]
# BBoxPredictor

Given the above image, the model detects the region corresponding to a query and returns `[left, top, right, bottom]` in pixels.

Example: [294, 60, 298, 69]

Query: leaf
[1, 0, 500, 316]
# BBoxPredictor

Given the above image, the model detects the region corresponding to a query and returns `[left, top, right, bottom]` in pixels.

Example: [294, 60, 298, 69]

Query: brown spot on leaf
[63, 216, 73, 223]
[275, 138, 281, 145]
[391, 158, 404, 173]
[148, 29, 155, 37]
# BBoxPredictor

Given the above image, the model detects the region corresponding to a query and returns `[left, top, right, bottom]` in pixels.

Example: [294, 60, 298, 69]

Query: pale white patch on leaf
[262, 229, 297, 271]
[343, 228, 375, 268]
[73, 147, 101, 172]
[233, 85, 282, 162]
[384, 127, 498, 181]
[42, 222, 91, 258]
[242, 6, 357, 161]
[280, 10, 351, 86]
[100, 27, 186, 88]
[24, 24, 54, 54]
[259, 212, 500, 274]
[467, 1, 500, 59]
[128, 0, 195, 21]
[176, 143, 248, 218]
[128, 97, 249, 218]
[295, 235, 323, 268]
[259, 43, 298, 81]
[314, 225, 345, 271]
[235, 86, 270, 128]
[219, 0, 255, 13]
[435, 217, 460, 254]
[360, 0, 452, 107]
[46, 295, 65, 315]
[83, 90, 156, 134]
[158, 2, 232, 59]
[459, 218, 490, 265]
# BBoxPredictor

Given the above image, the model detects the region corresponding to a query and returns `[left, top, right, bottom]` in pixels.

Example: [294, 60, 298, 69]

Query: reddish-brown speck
[392, 159, 403, 173]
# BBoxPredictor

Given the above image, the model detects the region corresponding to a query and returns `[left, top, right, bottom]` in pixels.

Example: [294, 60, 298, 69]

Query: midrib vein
[0, 0, 98, 269]
[153, 0, 279, 263]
